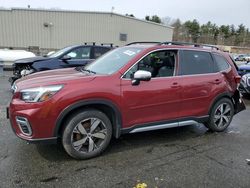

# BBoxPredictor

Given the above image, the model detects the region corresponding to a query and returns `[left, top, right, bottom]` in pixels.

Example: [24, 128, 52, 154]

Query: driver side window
[124, 50, 176, 79]
[66, 47, 91, 59]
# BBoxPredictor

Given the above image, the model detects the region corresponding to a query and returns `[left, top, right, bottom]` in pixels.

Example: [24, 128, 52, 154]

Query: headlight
[11, 83, 17, 93]
[20, 85, 63, 103]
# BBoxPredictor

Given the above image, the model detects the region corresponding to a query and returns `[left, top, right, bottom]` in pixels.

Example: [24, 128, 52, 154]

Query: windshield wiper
[75, 66, 96, 74]
[81, 68, 96, 74]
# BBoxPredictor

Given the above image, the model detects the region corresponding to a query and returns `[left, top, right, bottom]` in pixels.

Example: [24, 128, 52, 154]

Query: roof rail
[160, 41, 219, 50]
[101, 43, 113, 47]
[84, 42, 96, 46]
[126, 42, 161, 46]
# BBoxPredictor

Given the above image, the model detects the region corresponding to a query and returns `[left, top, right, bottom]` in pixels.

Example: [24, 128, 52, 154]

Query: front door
[121, 50, 182, 128]
[62, 47, 92, 67]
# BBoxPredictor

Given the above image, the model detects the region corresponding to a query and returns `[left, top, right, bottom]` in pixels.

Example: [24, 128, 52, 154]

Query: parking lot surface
[0, 71, 250, 188]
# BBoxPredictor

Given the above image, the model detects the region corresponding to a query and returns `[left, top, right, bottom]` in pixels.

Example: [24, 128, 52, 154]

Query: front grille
[16, 116, 32, 136]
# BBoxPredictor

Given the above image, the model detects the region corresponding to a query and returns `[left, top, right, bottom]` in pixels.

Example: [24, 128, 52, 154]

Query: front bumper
[9, 76, 20, 85]
[7, 99, 59, 143]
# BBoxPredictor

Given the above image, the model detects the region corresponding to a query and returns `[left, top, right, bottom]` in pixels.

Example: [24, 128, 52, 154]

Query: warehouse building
[0, 8, 173, 54]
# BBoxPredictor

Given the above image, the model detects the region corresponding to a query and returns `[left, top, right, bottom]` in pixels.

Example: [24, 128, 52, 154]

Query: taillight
[235, 75, 241, 88]
[235, 75, 241, 84]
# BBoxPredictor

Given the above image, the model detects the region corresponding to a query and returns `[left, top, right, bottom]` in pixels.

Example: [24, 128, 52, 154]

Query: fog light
[16, 116, 32, 136]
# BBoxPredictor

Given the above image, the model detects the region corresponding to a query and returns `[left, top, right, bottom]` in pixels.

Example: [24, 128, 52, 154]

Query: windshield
[84, 47, 142, 75]
[49, 46, 73, 58]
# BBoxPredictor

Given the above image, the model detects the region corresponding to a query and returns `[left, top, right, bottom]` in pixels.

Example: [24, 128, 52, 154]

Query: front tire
[205, 98, 234, 132]
[62, 109, 112, 159]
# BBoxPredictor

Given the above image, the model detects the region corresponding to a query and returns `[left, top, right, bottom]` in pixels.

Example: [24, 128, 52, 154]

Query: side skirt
[121, 116, 209, 134]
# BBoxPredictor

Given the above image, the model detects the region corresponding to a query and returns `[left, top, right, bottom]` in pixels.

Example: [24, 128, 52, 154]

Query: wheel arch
[54, 99, 122, 139]
[208, 92, 234, 115]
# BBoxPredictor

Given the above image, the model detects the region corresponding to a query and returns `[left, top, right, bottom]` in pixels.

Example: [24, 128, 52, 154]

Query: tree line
[171, 19, 250, 47]
[125, 14, 250, 47]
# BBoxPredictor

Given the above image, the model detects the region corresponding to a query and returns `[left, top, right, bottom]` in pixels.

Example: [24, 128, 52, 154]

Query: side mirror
[61, 55, 71, 62]
[132, 70, 152, 86]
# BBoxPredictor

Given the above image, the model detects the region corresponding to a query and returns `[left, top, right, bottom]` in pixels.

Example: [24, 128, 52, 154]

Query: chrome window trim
[121, 48, 233, 81]
[121, 48, 178, 80]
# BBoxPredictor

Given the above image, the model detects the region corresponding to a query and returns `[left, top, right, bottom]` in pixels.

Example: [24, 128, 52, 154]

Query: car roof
[66, 44, 113, 49]
[125, 44, 220, 53]
[125, 41, 220, 52]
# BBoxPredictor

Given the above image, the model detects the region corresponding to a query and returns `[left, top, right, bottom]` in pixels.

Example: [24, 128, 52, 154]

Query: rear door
[178, 50, 224, 118]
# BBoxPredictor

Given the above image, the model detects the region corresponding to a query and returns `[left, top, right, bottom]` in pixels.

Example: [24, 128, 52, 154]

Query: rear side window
[213, 54, 230, 72]
[179, 50, 214, 75]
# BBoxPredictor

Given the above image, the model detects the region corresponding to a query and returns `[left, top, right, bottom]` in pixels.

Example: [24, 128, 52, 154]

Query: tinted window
[213, 54, 230, 71]
[66, 47, 90, 59]
[49, 46, 73, 58]
[94, 47, 110, 58]
[179, 50, 214, 75]
[124, 50, 176, 79]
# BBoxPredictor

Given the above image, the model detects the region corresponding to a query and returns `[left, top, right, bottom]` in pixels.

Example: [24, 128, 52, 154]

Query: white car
[244, 55, 250, 62]
[0, 49, 36, 68]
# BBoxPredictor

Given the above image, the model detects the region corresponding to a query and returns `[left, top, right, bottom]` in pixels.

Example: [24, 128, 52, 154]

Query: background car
[234, 54, 249, 61]
[0, 49, 35, 69]
[239, 73, 250, 96]
[238, 61, 250, 76]
[9, 43, 113, 84]
[243, 54, 250, 61]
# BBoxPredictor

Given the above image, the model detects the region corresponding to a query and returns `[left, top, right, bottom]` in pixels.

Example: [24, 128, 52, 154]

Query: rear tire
[62, 109, 112, 159]
[205, 98, 234, 132]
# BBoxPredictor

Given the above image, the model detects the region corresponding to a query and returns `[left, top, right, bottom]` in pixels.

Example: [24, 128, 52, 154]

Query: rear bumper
[233, 89, 246, 114]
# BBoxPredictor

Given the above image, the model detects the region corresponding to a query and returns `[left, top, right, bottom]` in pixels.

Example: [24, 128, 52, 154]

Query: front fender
[54, 99, 123, 139]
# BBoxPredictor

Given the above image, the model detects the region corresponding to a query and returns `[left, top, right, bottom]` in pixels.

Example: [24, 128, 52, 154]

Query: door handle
[171, 82, 180, 88]
[210, 79, 222, 84]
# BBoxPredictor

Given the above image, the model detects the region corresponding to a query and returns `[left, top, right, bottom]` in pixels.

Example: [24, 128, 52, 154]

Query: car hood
[15, 68, 95, 90]
[239, 64, 250, 70]
[15, 56, 52, 64]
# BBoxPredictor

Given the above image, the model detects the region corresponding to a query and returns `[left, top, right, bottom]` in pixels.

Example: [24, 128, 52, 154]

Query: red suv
[8, 42, 246, 159]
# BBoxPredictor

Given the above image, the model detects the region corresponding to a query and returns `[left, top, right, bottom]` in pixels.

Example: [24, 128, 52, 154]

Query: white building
[0, 8, 173, 51]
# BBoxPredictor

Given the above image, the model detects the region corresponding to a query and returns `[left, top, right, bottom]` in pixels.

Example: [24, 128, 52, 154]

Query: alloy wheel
[213, 103, 232, 128]
[71, 118, 107, 153]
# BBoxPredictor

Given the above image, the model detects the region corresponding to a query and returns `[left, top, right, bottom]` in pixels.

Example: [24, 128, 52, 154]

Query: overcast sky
[0, 0, 250, 28]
